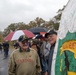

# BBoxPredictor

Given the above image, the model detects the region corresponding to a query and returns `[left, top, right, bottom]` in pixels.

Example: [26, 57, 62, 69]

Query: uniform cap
[49, 30, 57, 35]
[18, 35, 28, 42]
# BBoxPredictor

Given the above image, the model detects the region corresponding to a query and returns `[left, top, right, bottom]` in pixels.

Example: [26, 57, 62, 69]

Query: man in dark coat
[2, 40, 9, 58]
[48, 30, 57, 75]
[0, 43, 2, 53]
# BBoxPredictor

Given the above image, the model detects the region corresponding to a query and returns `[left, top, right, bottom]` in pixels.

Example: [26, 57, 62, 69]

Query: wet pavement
[0, 50, 12, 75]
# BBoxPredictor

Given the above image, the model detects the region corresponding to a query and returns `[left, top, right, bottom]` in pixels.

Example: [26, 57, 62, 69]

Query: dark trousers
[0, 49, 2, 52]
[40, 56, 48, 73]
[4, 49, 9, 58]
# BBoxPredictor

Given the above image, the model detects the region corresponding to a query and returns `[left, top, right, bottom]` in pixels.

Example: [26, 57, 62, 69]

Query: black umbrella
[33, 34, 42, 39]
[29, 27, 48, 35]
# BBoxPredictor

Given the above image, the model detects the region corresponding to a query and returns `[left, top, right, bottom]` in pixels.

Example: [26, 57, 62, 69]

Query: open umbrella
[4, 32, 14, 41]
[4, 30, 35, 41]
[33, 34, 42, 39]
[29, 27, 48, 35]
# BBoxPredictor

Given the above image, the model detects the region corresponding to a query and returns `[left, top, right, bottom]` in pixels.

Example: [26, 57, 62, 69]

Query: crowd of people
[0, 29, 57, 75]
[8, 29, 57, 75]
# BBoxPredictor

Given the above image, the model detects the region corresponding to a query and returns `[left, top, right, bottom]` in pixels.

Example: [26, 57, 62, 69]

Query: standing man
[8, 35, 41, 75]
[0, 42, 2, 53]
[2, 40, 9, 58]
[48, 30, 57, 75]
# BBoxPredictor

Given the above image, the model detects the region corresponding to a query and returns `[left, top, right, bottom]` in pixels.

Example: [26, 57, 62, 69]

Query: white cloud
[0, 0, 69, 31]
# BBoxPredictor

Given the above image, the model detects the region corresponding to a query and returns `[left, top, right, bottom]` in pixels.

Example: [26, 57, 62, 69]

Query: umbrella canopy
[29, 27, 48, 35]
[4, 32, 14, 41]
[33, 34, 42, 39]
[4, 30, 35, 41]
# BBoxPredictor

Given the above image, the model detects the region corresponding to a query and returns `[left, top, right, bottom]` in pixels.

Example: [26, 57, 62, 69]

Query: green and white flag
[51, 0, 76, 75]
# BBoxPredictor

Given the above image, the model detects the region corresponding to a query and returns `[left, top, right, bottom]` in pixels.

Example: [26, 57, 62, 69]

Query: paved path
[0, 50, 13, 75]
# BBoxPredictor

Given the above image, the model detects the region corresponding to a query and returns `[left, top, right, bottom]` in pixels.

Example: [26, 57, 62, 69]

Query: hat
[18, 35, 28, 42]
[49, 30, 57, 35]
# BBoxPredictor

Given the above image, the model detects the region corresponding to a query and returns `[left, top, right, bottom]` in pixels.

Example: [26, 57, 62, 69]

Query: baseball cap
[18, 35, 28, 42]
[49, 30, 57, 35]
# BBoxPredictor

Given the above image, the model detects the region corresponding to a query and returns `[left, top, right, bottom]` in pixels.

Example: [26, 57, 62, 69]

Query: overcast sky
[0, 0, 69, 31]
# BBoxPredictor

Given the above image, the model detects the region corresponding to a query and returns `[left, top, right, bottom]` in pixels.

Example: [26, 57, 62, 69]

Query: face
[21, 41, 29, 50]
[48, 34, 57, 45]
[22, 40, 28, 45]
[47, 35, 51, 41]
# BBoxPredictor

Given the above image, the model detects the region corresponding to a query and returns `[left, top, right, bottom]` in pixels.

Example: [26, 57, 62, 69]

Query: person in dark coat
[2, 40, 9, 58]
[48, 30, 57, 75]
[0, 42, 2, 53]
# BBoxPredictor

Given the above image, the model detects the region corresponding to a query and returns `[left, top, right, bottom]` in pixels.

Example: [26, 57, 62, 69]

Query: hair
[45, 33, 51, 38]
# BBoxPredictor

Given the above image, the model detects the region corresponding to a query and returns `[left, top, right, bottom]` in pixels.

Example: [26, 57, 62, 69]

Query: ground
[0, 49, 13, 75]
